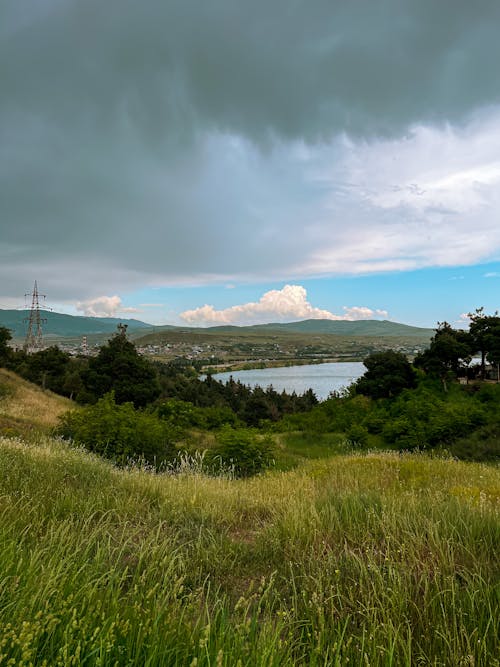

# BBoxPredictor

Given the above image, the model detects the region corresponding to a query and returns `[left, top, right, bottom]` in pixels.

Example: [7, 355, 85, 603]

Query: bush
[57, 393, 176, 466]
[156, 399, 240, 433]
[381, 416, 426, 450]
[448, 423, 500, 462]
[346, 424, 369, 447]
[208, 427, 274, 477]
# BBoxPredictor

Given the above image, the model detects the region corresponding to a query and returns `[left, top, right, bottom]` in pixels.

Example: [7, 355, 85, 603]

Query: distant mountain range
[0, 309, 151, 340]
[0, 310, 435, 341]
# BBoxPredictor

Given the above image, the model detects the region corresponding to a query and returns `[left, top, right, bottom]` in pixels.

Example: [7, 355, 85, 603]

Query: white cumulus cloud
[180, 285, 388, 326]
[76, 295, 139, 318]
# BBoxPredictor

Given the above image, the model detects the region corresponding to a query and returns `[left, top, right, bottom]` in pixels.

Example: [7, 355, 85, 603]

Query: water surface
[212, 361, 365, 401]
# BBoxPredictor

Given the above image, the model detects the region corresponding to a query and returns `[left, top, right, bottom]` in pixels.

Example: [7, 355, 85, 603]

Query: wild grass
[0, 434, 498, 665]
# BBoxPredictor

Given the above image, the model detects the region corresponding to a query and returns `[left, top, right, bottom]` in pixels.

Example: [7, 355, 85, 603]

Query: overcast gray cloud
[2, 0, 500, 304]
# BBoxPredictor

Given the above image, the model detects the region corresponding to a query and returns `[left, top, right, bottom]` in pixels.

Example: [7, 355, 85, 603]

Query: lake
[211, 361, 366, 401]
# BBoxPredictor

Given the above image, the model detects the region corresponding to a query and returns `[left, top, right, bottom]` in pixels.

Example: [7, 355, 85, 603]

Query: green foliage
[414, 322, 472, 389]
[275, 377, 498, 460]
[0, 326, 12, 365]
[468, 307, 500, 376]
[80, 326, 161, 407]
[449, 422, 500, 461]
[156, 398, 198, 432]
[15, 345, 73, 394]
[345, 423, 369, 447]
[278, 393, 372, 434]
[378, 384, 485, 450]
[57, 392, 175, 466]
[208, 426, 274, 477]
[355, 350, 416, 399]
[156, 398, 240, 433]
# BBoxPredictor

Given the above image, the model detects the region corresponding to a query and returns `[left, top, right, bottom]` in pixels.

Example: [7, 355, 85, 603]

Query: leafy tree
[355, 350, 416, 399]
[80, 325, 161, 407]
[484, 323, 500, 380]
[468, 308, 500, 378]
[414, 322, 472, 391]
[0, 327, 12, 365]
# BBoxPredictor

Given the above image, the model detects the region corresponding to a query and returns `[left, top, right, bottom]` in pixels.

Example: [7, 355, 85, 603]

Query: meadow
[0, 367, 499, 665]
[0, 432, 498, 665]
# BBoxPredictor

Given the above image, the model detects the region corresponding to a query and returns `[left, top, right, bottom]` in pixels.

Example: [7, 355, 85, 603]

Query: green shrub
[449, 422, 500, 462]
[156, 399, 199, 437]
[382, 416, 427, 450]
[57, 392, 176, 466]
[200, 405, 240, 429]
[208, 427, 274, 477]
[156, 399, 240, 432]
[346, 424, 369, 447]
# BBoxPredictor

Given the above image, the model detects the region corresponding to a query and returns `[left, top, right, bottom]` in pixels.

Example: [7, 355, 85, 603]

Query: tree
[355, 350, 416, 399]
[414, 322, 472, 391]
[20, 346, 72, 393]
[0, 326, 12, 365]
[468, 308, 500, 379]
[80, 325, 161, 407]
[485, 323, 500, 381]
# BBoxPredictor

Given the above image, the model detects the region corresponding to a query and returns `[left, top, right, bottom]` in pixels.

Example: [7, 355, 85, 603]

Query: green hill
[151, 319, 433, 337]
[206, 319, 434, 337]
[0, 309, 151, 340]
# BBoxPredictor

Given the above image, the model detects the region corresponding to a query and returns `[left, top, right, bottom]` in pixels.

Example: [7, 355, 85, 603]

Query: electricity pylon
[23, 281, 47, 353]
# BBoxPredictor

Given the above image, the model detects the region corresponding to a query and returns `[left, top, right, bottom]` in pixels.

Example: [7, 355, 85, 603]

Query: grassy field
[0, 430, 498, 666]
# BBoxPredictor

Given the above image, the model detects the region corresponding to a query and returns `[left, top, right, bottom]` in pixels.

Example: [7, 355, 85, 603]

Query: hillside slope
[0, 367, 72, 433]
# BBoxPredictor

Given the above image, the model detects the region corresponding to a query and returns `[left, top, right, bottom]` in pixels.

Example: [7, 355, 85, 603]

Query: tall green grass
[0, 435, 498, 665]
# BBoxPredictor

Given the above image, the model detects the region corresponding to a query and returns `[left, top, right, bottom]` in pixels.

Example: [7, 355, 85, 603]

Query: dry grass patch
[0, 367, 72, 431]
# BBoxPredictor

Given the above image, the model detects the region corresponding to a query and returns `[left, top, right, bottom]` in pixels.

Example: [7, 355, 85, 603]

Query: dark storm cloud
[1, 0, 500, 302]
[3, 0, 500, 140]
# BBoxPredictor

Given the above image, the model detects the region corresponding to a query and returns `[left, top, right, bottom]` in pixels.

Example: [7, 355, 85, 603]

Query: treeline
[0, 325, 317, 426]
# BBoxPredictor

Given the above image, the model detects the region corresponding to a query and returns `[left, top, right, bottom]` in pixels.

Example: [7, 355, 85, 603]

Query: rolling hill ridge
[0, 309, 435, 341]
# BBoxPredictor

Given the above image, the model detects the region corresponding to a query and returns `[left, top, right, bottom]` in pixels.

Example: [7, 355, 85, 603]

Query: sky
[2, 0, 500, 328]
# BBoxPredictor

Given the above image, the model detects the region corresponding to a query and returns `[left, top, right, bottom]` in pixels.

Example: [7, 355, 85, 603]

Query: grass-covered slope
[0, 434, 498, 666]
[0, 367, 72, 435]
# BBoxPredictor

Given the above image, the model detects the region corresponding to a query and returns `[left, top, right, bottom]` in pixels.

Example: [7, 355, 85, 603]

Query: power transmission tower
[23, 281, 47, 353]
